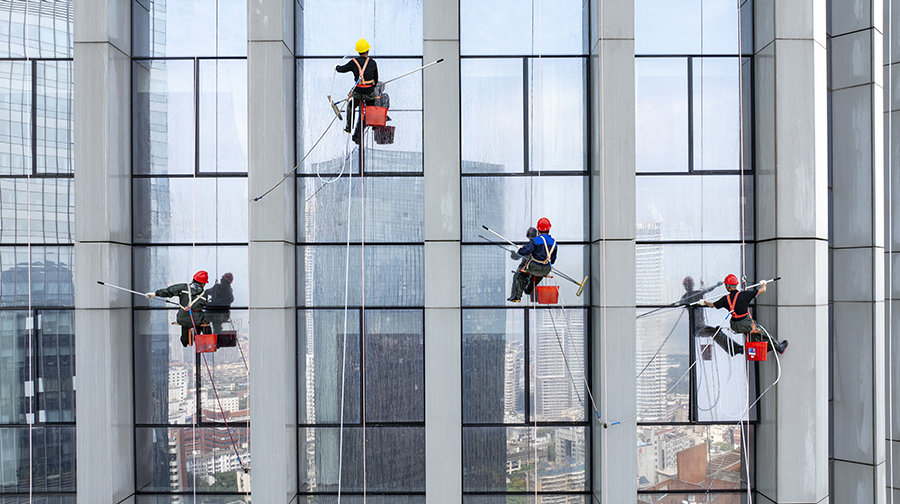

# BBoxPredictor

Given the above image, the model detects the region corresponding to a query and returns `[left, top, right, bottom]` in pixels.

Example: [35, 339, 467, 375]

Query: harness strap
[726, 290, 749, 319]
[532, 235, 557, 265]
[352, 57, 375, 87]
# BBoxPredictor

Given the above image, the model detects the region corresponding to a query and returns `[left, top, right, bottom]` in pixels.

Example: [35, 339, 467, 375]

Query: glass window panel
[298, 497, 425, 504]
[463, 309, 525, 424]
[460, 0, 584, 55]
[364, 310, 424, 422]
[131, 0, 247, 58]
[635, 58, 688, 173]
[461, 244, 589, 307]
[0, 496, 76, 504]
[528, 58, 587, 172]
[635, 0, 739, 55]
[0, 246, 74, 308]
[132, 246, 249, 308]
[199, 60, 248, 173]
[636, 425, 749, 491]
[299, 426, 425, 493]
[0, 61, 31, 176]
[636, 308, 689, 422]
[462, 176, 588, 241]
[0, 311, 29, 425]
[299, 176, 423, 243]
[298, 0, 423, 56]
[636, 175, 753, 241]
[133, 60, 195, 175]
[135, 496, 248, 504]
[693, 58, 741, 171]
[462, 426, 586, 491]
[0, 2, 73, 58]
[530, 308, 587, 422]
[0, 178, 74, 244]
[465, 497, 586, 504]
[297, 245, 424, 307]
[134, 310, 198, 424]
[634, 243, 752, 307]
[198, 309, 249, 424]
[0, 426, 76, 493]
[461, 59, 524, 173]
[694, 318, 757, 422]
[297, 59, 423, 175]
[134, 427, 249, 492]
[35, 61, 73, 175]
[133, 177, 249, 244]
[298, 309, 361, 424]
[636, 494, 748, 503]
[37, 310, 75, 423]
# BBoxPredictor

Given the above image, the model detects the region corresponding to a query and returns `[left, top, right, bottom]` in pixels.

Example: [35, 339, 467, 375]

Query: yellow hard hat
[356, 38, 370, 53]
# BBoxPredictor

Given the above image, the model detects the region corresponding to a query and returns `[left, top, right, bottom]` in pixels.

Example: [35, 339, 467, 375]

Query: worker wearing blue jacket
[508, 218, 557, 302]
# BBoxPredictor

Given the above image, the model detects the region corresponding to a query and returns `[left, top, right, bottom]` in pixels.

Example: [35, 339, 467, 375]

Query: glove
[510, 251, 519, 260]
[145, 292, 156, 300]
[334, 64, 339, 71]
[760, 280, 766, 287]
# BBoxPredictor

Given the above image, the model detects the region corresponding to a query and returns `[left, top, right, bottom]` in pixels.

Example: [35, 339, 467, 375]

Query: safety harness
[352, 57, 375, 87]
[530, 235, 557, 265]
[726, 289, 759, 333]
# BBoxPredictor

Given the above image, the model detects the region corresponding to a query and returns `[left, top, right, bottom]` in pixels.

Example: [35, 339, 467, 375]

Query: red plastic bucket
[746, 341, 767, 361]
[363, 106, 388, 127]
[195, 333, 217, 354]
[536, 285, 559, 304]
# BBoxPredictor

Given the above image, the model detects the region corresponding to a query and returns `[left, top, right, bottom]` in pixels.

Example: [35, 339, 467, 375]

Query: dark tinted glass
[298, 310, 361, 424]
[0, 426, 76, 492]
[364, 310, 424, 422]
[0, 178, 73, 244]
[0, 246, 74, 308]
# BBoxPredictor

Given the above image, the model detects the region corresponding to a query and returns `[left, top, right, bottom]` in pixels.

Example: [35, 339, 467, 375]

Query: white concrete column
[830, 0, 887, 501]
[73, 0, 134, 502]
[423, 0, 462, 501]
[754, 0, 830, 502]
[589, 0, 636, 501]
[248, 1, 297, 501]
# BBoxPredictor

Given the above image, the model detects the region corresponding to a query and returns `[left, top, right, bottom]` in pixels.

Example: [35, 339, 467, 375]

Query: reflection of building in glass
[534, 310, 585, 420]
[504, 340, 523, 420]
[636, 223, 668, 421]
[636, 425, 741, 492]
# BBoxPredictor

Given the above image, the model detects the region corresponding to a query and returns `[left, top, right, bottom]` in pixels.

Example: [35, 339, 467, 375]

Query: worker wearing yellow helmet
[336, 38, 379, 144]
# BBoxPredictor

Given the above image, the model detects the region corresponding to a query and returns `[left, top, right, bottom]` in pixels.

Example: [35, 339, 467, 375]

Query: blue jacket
[517, 234, 557, 265]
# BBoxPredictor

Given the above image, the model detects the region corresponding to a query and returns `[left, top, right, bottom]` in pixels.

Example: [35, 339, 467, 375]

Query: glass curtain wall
[460, 1, 591, 502]
[634, 0, 755, 500]
[296, 1, 426, 502]
[0, 1, 76, 502]
[131, 1, 251, 500]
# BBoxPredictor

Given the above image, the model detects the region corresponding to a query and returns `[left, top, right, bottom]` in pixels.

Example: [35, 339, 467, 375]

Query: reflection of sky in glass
[200, 60, 248, 173]
[133, 60, 195, 175]
[635, 0, 739, 55]
[133, 0, 247, 57]
[635, 242, 751, 306]
[300, 0, 423, 56]
[528, 58, 586, 172]
[460, 0, 583, 55]
[132, 245, 250, 307]
[635, 58, 688, 173]
[461, 59, 524, 172]
[693, 58, 741, 171]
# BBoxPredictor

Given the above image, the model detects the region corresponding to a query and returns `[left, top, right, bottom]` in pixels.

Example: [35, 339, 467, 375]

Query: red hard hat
[724, 274, 739, 286]
[193, 271, 209, 284]
[536, 217, 551, 232]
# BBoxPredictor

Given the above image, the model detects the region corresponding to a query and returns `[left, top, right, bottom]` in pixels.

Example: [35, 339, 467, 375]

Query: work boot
[507, 296, 521, 302]
[776, 340, 789, 354]
[181, 332, 190, 348]
[352, 131, 360, 145]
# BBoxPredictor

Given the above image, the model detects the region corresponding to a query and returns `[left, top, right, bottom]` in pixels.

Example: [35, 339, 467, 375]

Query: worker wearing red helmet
[146, 271, 211, 347]
[508, 218, 557, 302]
[700, 274, 788, 355]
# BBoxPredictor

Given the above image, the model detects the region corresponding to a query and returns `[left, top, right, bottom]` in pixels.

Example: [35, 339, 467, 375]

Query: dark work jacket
[517, 233, 557, 265]
[155, 281, 208, 325]
[336, 56, 379, 92]
[205, 280, 234, 313]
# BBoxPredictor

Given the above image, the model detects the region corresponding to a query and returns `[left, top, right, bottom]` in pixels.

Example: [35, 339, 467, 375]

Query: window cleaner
[696, 275, 788, 356]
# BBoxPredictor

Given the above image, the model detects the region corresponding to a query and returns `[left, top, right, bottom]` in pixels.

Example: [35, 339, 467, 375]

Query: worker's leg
[750, 323, 788, 354]
[524, 274, 543, 295]
[180, 324, 191, 348]
[709, 328, 743, 356]
[509, 271, 531, 301]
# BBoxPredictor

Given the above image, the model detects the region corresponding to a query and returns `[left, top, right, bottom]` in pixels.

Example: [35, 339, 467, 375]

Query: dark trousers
[510, 261, 552, 299]
[346, 89, 376, 139]
[177, 312, 209, 348]
[703, 318, 784, 356]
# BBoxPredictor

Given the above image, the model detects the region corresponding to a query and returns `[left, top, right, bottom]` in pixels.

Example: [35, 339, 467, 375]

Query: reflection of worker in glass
[679, 276, 739, 354]
[336, 38, 378, 144]
[146, 271, 210, 347]
[508, 218, 557, 302]
[700, 274, 788, 355]
[205, 272, 235, 334]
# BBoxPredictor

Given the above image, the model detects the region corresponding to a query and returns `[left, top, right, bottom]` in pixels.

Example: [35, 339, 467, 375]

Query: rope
[889, 0, 895, 498]
[337, 116, 354, 504]
[360, 102, 368, 504]
[24, 2, 33, 500]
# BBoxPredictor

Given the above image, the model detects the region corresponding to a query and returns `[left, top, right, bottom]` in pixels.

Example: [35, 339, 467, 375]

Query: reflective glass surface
[463, 309, 525, 424]
[465, 497, 586, 504]
[0, 246, 74, 308]
[693, 58, 741, 171]
[636, 175, 753, 241]
[133, 177, 249, 244]
[635, 0, 740, 55]
[462, 426, 586, 491]
[635, 58, 688, 173]
[364, 310, 424, 422]
[134, 427, 249, 492]
[462, 176, 588, 242]
[298, 310, 361, 424]
[296, 245, 424, 307]
[136, 497, 249, 504]
[134, 309, 198, 425]
[0, 178, 74, 244]
[0, 311, 28, 425]
[133, 60, 196, 175]
[461, 59, 524, 174]
[460, 0, 584, 55]
[37, 311, 75, 423]
[0, 426, 75, 493]
[35, 61, 72, 175]
[461, 244, 589, 307]
[298, 497, 423, 504]
[297, 59, 423, 174]
[298, 0, 423, 56]
[0, 61, 31, 176]
[298, 176, 423, 243]
[0, 1, 73, 58]
[132, 246, 249, 308]
[636, 495, 747, 503]
[0, 496, 77, 504]
[635, 309, 689, 422]
[636, 425, 749, 491]
[529, 309, 586, 422]
[132, 0, 247, 58]
[298, 426, 425, 492]
[199, 59, 248, 174]
[528, 58, 586, 172]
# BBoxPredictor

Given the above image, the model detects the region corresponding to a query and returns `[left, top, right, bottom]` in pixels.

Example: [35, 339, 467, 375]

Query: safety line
[337, 107, 355, 504]
[24, 2, 33, 501]
[636, 308, 685, 379]
[244, 0, 254, 492]
[192, 0, 198, 497]
[361, 104, 368, 504]
[888, 0, 895, 498]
